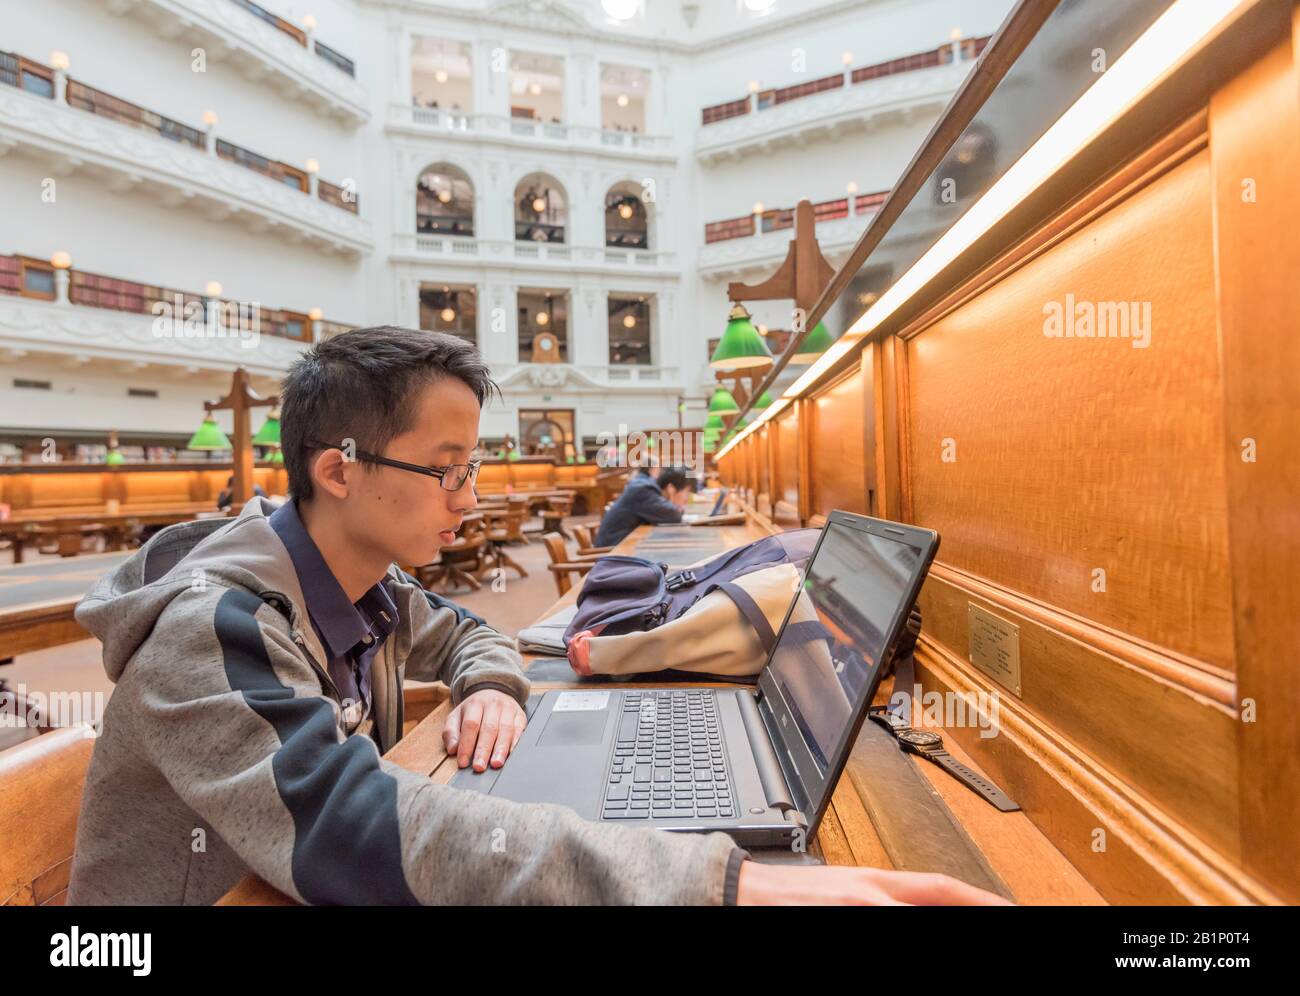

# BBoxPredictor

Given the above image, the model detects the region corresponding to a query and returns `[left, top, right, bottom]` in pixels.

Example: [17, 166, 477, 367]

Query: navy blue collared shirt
[269, 500, 399, 725]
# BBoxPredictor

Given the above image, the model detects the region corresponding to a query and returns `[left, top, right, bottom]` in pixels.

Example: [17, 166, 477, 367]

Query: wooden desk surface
[219, 521, 1103, 905]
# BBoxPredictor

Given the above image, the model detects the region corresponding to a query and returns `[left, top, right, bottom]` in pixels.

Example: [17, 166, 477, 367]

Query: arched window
[416, 163, 474, 237]
[514, 173, 567, 243]
[605, 180, 649, 250]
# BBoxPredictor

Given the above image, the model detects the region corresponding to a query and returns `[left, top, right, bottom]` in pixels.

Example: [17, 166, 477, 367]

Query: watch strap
[928, 750, 1021, 812]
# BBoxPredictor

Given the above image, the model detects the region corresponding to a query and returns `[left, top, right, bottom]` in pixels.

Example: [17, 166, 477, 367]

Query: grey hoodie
[68, 498, 741, 905]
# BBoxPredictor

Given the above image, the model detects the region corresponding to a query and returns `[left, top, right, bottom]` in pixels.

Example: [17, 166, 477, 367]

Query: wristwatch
[869, 709, 1020, 812]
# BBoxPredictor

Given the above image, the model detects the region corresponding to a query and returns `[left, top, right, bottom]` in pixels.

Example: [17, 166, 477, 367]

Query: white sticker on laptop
[552, 691, 611, 712]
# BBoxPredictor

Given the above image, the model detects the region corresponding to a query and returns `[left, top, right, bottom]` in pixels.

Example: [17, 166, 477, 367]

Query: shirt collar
[268, 499, 397, 659]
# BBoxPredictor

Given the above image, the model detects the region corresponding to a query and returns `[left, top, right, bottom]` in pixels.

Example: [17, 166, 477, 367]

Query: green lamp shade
[507, 448, 521, 461]
[704, 413, 725, 432]
[702, 436, 717, 453]
[710, 303, 773, 371]
[105, 449, 125, 466]
[251, 410, 281, 447]
[270, 448, 285, 465]
[791, 321, 835, 364]
[753, 390, 774, 409]
[707, 387, 739, 414]
[186, 415, 231, 451]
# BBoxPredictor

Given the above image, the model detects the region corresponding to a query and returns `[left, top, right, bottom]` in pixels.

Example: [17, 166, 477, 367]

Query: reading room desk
[218, 520, 1101, 905]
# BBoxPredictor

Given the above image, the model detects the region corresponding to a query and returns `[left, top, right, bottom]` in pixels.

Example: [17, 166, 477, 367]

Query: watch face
[899, 730, 943, 748]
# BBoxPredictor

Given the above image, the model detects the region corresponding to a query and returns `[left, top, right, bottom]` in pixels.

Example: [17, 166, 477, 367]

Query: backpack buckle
[664, 570, 696, 591]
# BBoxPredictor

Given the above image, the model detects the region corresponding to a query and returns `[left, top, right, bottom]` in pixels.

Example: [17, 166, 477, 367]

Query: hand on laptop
[735, 862, 1014, 905]
[443, 689, 528, 772]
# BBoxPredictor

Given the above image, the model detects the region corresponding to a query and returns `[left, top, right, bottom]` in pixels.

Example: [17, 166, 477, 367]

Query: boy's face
[338, 376, 481, 567]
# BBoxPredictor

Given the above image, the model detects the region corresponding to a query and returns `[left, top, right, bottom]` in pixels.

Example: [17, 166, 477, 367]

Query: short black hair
[656, 467, 693, 492]
[280, 325, 498, 501]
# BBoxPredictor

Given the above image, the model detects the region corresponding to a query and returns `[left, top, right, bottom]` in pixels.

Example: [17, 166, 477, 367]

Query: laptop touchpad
[538, 710, 608, 747]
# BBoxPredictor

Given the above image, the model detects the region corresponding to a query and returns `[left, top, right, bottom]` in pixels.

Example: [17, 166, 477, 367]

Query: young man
[69, 326, 1006, 906]
[594, 465, 694, 548]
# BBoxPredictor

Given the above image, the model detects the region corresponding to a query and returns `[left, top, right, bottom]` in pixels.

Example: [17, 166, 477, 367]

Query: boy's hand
[443, 689, 528, 772]
[736, 862, 1014, 905]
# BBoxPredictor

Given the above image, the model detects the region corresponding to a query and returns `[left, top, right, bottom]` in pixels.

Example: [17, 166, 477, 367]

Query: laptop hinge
[736, 690, 795, 813]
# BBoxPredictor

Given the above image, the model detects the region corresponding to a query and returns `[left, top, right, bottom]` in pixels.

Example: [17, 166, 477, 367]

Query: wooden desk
[0, 552, 132, 658]
[1, 503, 217, 562]
[220, 521, 1101, 904]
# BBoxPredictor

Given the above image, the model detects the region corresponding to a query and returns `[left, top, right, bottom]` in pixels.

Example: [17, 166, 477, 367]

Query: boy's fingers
[472, 702, 502, 772]
[442, 705, 462, 753]
[456, 700, 484, 768]
[495, 707, 527, 766]
[876, 870, 1013, 906]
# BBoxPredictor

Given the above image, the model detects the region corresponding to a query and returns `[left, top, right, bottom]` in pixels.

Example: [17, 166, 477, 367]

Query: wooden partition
[0, 464, 288, 512]
[718, 16, 1299, 905]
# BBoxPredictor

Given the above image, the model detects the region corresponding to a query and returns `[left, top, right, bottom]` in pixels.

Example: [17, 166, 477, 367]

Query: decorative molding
[0, 87, 373, 256]
[916, 636, 1280, 905]
[695, 62, 965, 165]
[389, 234, 679, 277]
[0, 297, 308, 377]
[386, 105, 677, 164]
[107, 0, 369, 124]
[493, 362, 682, 393]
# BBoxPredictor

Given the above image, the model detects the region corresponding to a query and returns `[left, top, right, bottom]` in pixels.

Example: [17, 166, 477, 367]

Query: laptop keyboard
[601, 689, 736, 821]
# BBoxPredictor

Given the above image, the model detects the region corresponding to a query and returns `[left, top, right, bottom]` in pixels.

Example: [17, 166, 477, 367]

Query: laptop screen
[709, 488, 729, 516]
[760, 517, 931, 818]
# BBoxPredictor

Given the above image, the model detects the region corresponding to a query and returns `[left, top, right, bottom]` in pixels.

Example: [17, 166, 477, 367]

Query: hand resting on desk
[442, 688, 528, 772]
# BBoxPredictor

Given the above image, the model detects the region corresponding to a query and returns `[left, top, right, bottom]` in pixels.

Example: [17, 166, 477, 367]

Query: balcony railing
[392, 234, 676, 271]
[227, 0, 355, 77]
[514, 222, 566, 244]
[700, 36, 991, 125]
[66, 79, 204, 147]
[397, 105, 674, 153]
[705, 191, 889, 244]
[2, 52, 360, 217]
[0, 253, 339, 344]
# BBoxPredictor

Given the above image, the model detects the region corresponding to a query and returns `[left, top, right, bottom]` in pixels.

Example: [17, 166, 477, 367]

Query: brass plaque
[967, 603, 1022, 697]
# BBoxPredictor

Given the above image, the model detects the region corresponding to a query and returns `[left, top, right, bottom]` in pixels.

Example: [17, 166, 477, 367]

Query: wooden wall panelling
[795, 398, 812, 525]
[871, 334, 905, 521]
[904, 139, 1232, 670]
[1208, 25, 1300, 901]
[806, 364, 870, 517]
[889, 92, 1278, 900]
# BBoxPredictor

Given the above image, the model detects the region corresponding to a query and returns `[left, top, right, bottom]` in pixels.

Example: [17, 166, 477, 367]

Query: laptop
[452, 510, 939, 847]
[681, 487, 729, 523]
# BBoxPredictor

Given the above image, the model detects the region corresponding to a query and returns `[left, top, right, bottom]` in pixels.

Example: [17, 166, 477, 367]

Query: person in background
[216, 475, 266, 511]
[595, 465, 694, 547]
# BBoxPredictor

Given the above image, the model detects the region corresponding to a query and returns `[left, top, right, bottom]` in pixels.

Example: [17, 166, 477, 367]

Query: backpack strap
[716, 581, 777, 653]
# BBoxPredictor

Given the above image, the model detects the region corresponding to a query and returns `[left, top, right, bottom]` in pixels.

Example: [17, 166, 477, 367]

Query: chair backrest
[573, 524, 594, 551]
[542, 532, 574, 595]
[0, 724, 97, 906]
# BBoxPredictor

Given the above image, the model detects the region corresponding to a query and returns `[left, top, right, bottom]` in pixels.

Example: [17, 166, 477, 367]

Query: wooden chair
[572, 524, 614, 556]
[418, 515, 487, 593]
[542, 532, 595, 596]
[482, 507, 528, 579]
[540, 494, 573, 539]
[502, 496, 531, 543]
[0, 724, 97, 906]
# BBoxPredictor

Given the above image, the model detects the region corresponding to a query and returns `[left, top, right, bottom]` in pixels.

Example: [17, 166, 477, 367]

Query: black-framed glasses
[311, 440, 480, 492]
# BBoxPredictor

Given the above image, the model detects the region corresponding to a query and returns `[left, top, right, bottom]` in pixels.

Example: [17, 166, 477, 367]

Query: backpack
[562, 530, 822, 679]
